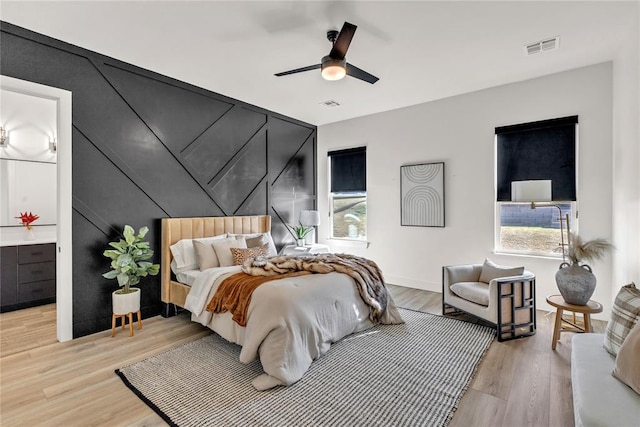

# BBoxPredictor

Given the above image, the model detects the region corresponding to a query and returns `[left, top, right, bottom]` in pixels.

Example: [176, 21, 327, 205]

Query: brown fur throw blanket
[206, 271, 311, 326]
[242, 253, 403, 325]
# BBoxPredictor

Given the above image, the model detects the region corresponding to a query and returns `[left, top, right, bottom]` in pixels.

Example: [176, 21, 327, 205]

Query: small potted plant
[555, 233, 614, 305]
[103, 225, 159, 316]
[289, 223, 313, 247]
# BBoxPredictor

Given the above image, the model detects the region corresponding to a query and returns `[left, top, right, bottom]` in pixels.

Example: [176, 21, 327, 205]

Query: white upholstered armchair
[442, 260, 536, 341]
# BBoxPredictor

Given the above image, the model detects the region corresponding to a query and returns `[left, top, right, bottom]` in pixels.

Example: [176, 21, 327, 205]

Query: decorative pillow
[169, 235, 228, 273]
[228, 232, 277, 257]
[169, 239, 198, 272]
[193, 237, 234, 270]
[612, 322, 640, 395]
[230, 243, 271, 265]
[450, 282, 490, 306]
[479, 259, 525, 284]
[212, 237, 247, 267]
[604, 283, 640, 356]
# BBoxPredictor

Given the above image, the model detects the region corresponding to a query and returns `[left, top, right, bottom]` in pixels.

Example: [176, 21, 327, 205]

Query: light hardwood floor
[0, 286, 604, 426]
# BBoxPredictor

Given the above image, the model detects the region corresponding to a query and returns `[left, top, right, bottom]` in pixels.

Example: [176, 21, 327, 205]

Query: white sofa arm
[493, 270, 536, 283]
[442, 264, 482, 286]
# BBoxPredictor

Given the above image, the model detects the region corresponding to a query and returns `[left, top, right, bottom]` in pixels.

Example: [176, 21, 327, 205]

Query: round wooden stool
[546, 294, 602, 350]
[111, 310, 142, 337]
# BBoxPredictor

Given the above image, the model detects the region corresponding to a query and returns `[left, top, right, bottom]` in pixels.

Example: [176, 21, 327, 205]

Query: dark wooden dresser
[1, 243, 56, 312]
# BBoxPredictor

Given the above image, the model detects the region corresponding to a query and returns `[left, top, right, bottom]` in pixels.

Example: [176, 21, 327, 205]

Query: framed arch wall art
[401, 162, 445, 227]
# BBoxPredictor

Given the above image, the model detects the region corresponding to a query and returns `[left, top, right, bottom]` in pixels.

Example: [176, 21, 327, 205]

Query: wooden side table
[546, 294, 602, 350]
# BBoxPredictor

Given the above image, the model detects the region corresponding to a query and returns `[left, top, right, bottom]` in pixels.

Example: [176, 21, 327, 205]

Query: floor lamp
[511, 180, 569, 261]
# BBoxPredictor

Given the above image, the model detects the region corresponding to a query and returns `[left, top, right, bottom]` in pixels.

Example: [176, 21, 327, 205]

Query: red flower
[15, 212, 39, 230]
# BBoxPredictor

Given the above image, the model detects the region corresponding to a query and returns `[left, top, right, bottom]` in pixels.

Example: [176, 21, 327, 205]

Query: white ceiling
[1, 1, 637, 126]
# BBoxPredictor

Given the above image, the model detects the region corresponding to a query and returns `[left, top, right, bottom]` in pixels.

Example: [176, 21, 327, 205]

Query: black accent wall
[0, 22, 317, 337]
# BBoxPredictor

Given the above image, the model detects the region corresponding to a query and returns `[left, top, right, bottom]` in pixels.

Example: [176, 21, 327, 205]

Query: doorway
[0, 76, 72, 342]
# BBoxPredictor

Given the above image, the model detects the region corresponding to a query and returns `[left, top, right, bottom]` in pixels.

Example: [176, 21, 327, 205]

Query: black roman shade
[496, 116, 578, 201]
[328, 147, 366, 192]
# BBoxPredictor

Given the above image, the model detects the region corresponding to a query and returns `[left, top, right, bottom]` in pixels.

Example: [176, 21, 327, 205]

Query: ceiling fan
[274, 21, 379, 84]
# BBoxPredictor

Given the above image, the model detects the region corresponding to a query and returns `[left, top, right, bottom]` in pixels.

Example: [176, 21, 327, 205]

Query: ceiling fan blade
[274, 64, 321, 77]
[346, 63, 379, 84]
[329, 21, 357, 59]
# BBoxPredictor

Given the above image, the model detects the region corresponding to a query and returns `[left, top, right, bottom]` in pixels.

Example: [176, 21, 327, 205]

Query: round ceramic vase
[555, 263, 596, 305]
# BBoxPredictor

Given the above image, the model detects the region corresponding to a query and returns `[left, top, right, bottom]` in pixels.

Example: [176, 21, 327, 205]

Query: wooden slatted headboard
[161, 215, 271, 310]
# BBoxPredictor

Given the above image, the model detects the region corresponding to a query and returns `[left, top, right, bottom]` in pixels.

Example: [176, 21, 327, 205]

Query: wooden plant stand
[111, 310, 142, 337]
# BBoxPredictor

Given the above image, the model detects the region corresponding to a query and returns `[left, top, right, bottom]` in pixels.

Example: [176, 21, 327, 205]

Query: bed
[161, 215, 402, 390]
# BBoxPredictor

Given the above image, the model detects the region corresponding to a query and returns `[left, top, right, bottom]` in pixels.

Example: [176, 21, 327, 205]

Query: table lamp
[299, 210, 321, 245]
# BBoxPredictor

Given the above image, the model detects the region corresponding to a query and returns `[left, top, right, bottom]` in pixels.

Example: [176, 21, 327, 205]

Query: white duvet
[184, 266, 381, 390]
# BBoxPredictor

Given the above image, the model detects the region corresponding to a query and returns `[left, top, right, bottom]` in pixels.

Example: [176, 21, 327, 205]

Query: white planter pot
[112, 288, 141, 314]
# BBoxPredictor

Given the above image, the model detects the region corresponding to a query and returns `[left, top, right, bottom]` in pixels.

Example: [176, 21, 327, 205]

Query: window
[495, 116, 578, 257]
[497, 202, 575, 256]
[328, 147, 367, 240]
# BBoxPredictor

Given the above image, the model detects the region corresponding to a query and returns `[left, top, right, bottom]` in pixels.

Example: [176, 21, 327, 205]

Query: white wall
[611, 16, 640, 302]
[318, 62, 617, 319]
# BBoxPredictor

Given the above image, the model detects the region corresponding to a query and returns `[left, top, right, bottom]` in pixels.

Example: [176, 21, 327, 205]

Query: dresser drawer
[18, 280, 55, 302]
[18, 261, 56, 284]
[18, 243, 56, 264]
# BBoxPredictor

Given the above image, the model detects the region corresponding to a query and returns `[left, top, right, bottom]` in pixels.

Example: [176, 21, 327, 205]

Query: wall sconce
[0, 127, 7, 147]
[49, 138, 57, 153]
[511, 180, 570, 261]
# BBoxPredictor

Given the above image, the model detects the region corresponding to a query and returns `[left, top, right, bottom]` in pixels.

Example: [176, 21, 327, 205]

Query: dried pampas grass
[568, 233, 614, 264]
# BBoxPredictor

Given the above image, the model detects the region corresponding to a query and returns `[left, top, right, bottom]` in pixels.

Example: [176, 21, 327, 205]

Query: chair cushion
[450, 281, 490, 306]
[604, 283, 640, 356]
[479, 258, 524, 283]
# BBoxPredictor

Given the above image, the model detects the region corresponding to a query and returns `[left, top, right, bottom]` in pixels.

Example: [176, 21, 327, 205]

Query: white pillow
[228, 232, 277, 257]
[169, 235, 228, 273]
[170, 239, 198, 272]
[478, 258, 524, 283]
[194, 237, 236, 270]
[213, 237, 247, 267]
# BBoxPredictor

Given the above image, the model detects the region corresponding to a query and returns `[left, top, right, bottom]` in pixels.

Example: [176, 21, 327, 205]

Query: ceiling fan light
[321, 56, 346, 81]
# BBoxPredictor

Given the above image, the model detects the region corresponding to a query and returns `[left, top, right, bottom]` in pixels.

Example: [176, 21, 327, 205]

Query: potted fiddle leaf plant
[103, 225, 159, 315]
[555, 232, 614, 305]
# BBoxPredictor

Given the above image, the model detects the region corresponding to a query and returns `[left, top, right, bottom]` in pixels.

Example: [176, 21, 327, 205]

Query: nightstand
[281, 244, 330, 256]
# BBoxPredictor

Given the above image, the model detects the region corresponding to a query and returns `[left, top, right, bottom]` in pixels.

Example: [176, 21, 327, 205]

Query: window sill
[493, 250, 564, 262]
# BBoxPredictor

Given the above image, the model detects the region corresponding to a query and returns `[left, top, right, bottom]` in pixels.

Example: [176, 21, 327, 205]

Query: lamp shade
[511, 180, 552, 202]
[299, 210, 321, 226]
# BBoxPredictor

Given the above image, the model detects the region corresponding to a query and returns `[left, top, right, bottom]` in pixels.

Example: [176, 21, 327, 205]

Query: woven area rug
[116, 308, 494, 427]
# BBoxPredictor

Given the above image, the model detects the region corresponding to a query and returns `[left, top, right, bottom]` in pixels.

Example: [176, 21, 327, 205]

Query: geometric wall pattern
[0, 21, 317, 337]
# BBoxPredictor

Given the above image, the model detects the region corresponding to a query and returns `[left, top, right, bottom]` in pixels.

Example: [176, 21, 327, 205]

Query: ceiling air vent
[320, 100, 341, 108]
[525, 36, 560, 55]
